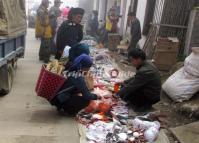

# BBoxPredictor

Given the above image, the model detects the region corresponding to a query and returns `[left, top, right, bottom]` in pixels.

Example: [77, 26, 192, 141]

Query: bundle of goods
[0, 0, 26, 37]
[46, 60, 65, 75]
[162, 47, 199, 102]
[153, 37, 179, 71]
[35, 60, 66, 101]
[83, 113, 161, 143]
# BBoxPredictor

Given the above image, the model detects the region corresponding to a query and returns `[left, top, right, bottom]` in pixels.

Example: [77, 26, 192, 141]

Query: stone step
[171, 121, 199, 143]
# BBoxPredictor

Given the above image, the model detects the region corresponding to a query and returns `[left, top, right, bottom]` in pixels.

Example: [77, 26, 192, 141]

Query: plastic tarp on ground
[0, 0, 26, 37]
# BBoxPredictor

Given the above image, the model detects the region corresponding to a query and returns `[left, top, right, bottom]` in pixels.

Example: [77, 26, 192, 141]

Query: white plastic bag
[132, 118, 160, 130]
[62, 46, 71, 58]
[144, 127, 159, 142]
[184, 47, 199, 77]
[162, 68, 199, 102]
[132, 118, 160, 142]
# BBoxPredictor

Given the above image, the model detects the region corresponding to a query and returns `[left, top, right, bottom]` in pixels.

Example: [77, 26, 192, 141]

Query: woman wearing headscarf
[55, 8, 85, 60]
[69, 43, 90, 62]
[51, 54, 101, 115]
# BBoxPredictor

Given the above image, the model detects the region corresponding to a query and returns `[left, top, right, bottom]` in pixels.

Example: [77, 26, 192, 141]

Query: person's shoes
[128, 104, 153, 113]
[57, 108, 76, 117]
[134, 106, 154, 114]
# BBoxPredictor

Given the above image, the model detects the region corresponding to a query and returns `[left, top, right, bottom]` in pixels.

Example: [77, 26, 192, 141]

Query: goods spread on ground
[75, 41, 164, 143]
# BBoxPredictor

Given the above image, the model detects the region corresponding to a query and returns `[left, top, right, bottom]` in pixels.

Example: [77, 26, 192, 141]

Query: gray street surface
[0, 29, 79, 143]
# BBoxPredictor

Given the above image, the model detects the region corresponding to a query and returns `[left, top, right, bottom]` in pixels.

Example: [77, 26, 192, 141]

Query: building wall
[121, 0, 131, 36]
[98, 0, 107, 21]
[185, 9, 199, 55]
[136, 0, 148, 32]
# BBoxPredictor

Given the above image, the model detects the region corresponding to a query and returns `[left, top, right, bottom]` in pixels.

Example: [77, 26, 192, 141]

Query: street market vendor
[51, 54, 101, 115]
[118, 48, 161, 111]
[69, 43, 90, 62]
[55, 8, 85, 60]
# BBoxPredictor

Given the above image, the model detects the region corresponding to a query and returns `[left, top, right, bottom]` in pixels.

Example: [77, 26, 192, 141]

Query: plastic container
[35, 65, 66, 101]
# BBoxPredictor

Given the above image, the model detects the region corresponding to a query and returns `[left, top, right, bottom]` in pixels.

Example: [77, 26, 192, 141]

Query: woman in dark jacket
[55, 8, 85, 60]
[51, 54, 101, 115]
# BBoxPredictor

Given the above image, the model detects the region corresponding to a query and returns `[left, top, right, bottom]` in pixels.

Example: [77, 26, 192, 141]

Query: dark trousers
[63, 95, 90, 115]
[123, 91, 160, 108]
[128, 40, 139, 53]
[50, 80, 90, 115]
[39, 38, 51, 62]
[55, 51, 62, 60]
[51, 93, 90, 115]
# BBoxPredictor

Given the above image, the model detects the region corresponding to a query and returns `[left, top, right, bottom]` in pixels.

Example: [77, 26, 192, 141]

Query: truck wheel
[0, 64, 14, 95]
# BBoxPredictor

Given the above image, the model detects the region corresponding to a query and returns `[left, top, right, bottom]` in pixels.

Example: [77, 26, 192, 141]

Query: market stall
[74, 44, 164, 143]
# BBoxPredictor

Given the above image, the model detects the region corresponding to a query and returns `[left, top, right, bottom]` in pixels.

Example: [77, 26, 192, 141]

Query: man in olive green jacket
[118, 48, 161, 111]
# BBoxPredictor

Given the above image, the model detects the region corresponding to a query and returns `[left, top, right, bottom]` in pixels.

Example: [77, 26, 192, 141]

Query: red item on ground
[84, 101, 99, 113]
[98, 102, 111, 113]
[35, 65, 66, 101]
[114, 82, 122, 93]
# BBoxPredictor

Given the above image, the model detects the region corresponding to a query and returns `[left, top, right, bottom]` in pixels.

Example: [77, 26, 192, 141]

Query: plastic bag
[184, 47, 199, 77]
[131, 117, 160, 142]
[62, 46, 71, 58]
[162, 68, 199, 102]
[144, 127, 159, 142]
[99, 102, 111, 113]
[132, 118, 160, 130]
[85, 100, 100, 113]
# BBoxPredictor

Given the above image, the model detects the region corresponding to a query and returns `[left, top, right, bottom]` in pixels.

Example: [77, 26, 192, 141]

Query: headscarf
[69, 54, 93, 71]
[62, 7, 70, 18]
[68, 8, 85, 21]
[69, 43, 90, 62]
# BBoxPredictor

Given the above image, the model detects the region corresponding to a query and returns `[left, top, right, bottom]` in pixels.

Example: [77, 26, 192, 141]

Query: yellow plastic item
[106, 17, 112, 32]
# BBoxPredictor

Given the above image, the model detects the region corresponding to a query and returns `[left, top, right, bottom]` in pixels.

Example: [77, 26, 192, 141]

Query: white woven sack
[162, 68, 199, 102]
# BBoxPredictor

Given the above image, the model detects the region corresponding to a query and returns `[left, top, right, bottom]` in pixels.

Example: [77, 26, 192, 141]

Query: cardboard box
[153, 37, 179, 71]
[108, 34, 120, 51]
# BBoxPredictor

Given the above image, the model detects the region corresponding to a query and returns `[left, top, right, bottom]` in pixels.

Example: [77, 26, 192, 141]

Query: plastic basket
[35, 65, 66, 101]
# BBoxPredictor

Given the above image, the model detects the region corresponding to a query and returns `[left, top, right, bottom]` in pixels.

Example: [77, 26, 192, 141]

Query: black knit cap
[68, 8, 85, 20]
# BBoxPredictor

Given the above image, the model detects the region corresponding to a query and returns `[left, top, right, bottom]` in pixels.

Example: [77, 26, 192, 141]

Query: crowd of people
[35, 0, 161, 115]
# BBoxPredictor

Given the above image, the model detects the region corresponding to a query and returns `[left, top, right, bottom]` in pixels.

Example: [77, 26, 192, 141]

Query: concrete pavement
[0, 29, 79, 143]
[171, 122, 199, 143]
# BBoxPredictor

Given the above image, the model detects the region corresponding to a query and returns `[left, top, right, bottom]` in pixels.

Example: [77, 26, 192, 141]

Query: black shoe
[129, 104, 153, 113]
[134, 106, 153, 113]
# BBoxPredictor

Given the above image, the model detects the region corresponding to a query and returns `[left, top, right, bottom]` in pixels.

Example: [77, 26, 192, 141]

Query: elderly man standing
[35, 0, 52, 63]
[49, 0, 63, 55]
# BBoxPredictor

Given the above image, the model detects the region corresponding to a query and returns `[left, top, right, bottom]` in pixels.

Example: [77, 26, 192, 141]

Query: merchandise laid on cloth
[75, 47, 162, 143]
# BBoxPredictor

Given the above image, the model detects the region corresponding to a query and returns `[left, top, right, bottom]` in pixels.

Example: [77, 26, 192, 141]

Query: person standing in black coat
[55, 8, 85, 60]
[127, 12, 141, 53]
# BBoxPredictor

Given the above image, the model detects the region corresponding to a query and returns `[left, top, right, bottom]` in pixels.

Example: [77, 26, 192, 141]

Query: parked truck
[0, 0, 26, 94]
